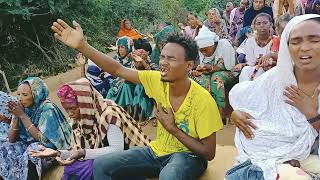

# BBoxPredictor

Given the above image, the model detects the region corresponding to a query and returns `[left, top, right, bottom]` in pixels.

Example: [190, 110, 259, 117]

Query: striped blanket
[67, 78, 150, 149]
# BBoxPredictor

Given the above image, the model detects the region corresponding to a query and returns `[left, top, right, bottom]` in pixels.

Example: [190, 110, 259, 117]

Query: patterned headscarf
[153, 25, 175, 46]
[57, 85, 78, 105]
[58, 78, 150, 149]
[133, 49, 149, 62]
[20, 77, 49, 108]
[116, 36, 134, 58]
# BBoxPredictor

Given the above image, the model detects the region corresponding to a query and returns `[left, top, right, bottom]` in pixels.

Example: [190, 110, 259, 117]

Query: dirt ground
[42, 65, 237, 180]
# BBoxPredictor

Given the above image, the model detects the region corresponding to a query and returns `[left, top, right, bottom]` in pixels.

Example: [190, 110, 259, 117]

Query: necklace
[299, 83, 320, 98]
[255, 35, 272, 47]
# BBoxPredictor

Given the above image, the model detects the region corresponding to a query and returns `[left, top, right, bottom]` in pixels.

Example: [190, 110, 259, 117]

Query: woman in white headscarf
[227, 14, 320, 180]
[193, 26, 237, 114]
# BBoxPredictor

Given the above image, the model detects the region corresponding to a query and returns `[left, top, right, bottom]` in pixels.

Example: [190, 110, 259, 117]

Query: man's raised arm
[51, 19, 140, 84]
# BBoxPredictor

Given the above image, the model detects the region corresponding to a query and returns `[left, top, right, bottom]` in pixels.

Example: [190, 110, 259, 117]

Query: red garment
[271, 36, 280, 53]
[117, 19, 143, 40]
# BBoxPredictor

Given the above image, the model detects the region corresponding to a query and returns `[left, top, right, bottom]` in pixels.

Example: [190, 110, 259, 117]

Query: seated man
[51, 19, 223, 180]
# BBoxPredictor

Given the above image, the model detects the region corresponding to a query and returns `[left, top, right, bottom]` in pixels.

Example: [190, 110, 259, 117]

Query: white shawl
[229, 14, 320, 180]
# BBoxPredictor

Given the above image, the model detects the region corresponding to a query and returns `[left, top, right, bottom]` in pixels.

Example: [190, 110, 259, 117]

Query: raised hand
[75, 53, 87, 66]
[231, 110, 257, 139]
[131, 54, 144, 62]
[284, 85, 319, 119]
[52, 19, 85, 49]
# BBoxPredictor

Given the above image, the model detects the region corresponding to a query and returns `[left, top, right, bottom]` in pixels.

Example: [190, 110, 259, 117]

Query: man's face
[159, 43, 193, 82]
[288, 20, 320, 72]
[253, 0, 264, 10]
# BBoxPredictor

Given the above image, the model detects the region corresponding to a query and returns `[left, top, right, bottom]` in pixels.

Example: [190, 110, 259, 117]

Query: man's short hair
[166, 34, 199, 62]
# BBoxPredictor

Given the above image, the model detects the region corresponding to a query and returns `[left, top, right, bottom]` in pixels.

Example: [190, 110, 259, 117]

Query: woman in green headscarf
[107, 36, 153, 121]
[150, 25, 175, 67]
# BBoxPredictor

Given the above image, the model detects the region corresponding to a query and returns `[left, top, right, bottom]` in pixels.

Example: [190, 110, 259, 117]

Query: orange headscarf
[117, 19, 143, 40]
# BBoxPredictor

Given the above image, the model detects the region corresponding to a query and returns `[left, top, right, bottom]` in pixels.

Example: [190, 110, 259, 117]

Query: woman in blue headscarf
[0, 77, 72, 180]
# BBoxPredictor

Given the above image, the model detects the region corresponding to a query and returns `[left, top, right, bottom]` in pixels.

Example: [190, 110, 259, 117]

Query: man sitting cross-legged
[51, 19, 223, 180]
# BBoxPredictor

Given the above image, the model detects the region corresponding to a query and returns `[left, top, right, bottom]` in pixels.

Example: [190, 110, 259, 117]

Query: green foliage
[0, 0, 237, 91]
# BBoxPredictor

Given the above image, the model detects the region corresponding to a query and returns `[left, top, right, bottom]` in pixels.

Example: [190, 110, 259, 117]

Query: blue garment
[236, 26, 253, 46]
[243, 6, 274, 27]
[108, 37, 154, 120]
[0, 77, 72, 180]
[93, 146, 207, 180]
[225, 160, 265, 180]
[0, 91, 18, 140]
[86, 64, 113, 97]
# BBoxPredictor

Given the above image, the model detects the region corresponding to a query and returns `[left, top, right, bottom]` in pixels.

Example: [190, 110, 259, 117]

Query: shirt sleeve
[85, 124, 124, 159]
[196, 95, 223, 139]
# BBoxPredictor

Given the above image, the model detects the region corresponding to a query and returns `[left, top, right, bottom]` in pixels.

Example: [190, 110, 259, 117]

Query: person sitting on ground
[236, 0, 274, 45]
[51, 18, 223, 180]
[32, 78, 150, 180]
[226, 14, 320, 180]
[106, 36, 154, 121]
[223, 2, 235, 28]
[183, 13, 202, 40]
[234, 13, 275, 82]
[192, 26, 237, 117]
[0, 77, 72, 180]
[203, 8, 230, 40]
[117, 19, 152, 54]
[117, 19, 143, 40]
[76, 52, 113, 98]
[229, 0, 250, 44]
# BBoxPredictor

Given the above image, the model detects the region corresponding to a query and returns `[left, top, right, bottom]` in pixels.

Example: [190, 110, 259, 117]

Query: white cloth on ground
[239, 66, 265, 82]
[229, 14, 320, 180]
